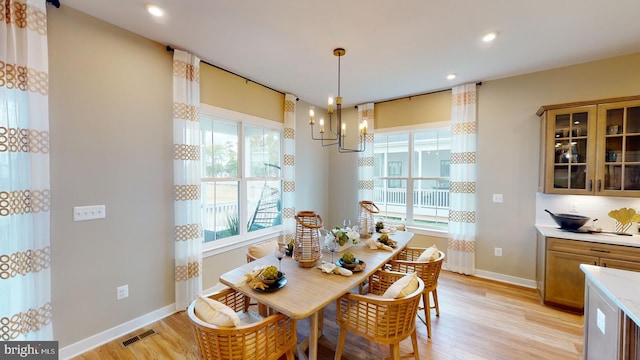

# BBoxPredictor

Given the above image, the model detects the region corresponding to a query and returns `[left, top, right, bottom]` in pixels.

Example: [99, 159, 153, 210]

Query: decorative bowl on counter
[545, 209, 590, 230]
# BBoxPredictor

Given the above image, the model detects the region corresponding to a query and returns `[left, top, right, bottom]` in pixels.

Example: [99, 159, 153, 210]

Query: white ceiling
[60, 0, 640, 108]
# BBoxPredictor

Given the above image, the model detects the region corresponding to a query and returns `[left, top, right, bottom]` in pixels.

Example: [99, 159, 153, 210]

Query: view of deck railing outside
[373, 187, 449, 229]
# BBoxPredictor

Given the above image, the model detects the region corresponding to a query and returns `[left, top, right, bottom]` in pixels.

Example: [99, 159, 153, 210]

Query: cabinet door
[584, 279, 621, 360]
[600, 257, 640, 272]
[544, 106, 597, 194]
[597, 100, 640, 197]
[545, 250, 598, 311]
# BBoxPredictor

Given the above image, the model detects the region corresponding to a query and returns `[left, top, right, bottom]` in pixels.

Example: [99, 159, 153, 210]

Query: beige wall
[48, 2, 640, 353]
[49, 6, 174, 346]
[475, 53, 640, 280]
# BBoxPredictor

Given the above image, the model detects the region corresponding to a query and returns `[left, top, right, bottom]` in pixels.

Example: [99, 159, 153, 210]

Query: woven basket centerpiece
[358, 200, 379, 239]
[294, 211, 323, 268]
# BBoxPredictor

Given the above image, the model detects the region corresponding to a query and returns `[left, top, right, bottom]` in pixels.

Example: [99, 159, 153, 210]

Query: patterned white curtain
[0, 0, 53, 340]
[447, 83, 478, 275]
[357, 103, 375, 202]
[282, 95, 296, 245]
[173, 50, 202, 309]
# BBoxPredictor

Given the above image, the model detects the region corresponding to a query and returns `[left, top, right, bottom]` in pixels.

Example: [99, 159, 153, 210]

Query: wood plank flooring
[72, 270, 584, 359]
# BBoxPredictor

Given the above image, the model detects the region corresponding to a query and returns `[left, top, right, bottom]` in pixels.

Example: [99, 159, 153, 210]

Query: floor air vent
[121, 329, 157, 347]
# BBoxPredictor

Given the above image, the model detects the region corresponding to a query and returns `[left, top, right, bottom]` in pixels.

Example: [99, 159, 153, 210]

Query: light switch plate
[73, 205, 106, 221]
[492, 194, 503, 203]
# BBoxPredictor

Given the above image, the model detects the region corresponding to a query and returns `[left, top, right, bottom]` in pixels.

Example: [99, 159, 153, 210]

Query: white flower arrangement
[331, 227, 360, 246]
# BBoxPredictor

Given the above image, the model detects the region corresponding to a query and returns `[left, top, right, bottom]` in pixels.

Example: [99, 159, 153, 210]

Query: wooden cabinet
[537, 236, 640, 312]
[537, 96, 640, 196]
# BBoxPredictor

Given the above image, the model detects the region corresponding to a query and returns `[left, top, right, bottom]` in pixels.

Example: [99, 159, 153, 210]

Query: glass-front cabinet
[538, 97, 640, 197]
[597, 101, 640, 195]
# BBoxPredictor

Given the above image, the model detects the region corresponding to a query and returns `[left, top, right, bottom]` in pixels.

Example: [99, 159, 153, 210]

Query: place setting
[236, 244, 288, 292]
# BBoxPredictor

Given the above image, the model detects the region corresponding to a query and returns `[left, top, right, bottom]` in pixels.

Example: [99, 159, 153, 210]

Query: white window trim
[373, 121, 451, 233]
[200, 104, 285, 256]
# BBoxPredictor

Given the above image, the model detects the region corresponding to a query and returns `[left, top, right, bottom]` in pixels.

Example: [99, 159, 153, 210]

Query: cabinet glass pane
[570, 165, 587, 189]
[554, 165, 569, 188]
[604, 165, 622, 190]
[573, 138, 587, 163]
[626, 134, 640, 162]
[554, 140, 571, 163]
[572, 112, 589, 137]
[606, 108, 624, 134]
[628, 107, 640, 134]
[606, 136, 623, 163]
[554, 114, 570, 138]
[625, 165, 640, 190]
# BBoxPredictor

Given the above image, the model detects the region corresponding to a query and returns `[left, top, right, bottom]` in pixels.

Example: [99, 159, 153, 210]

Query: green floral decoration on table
[331, 227, 360, 246]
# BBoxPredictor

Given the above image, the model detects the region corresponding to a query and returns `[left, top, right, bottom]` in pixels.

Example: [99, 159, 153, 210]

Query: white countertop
[537, 225, 640, 248]
[580, 264, 640, 326]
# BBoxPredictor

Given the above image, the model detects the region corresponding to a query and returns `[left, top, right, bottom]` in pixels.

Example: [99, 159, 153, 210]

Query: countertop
[580, 264, 640, 326]
[536, 225, 640, 248]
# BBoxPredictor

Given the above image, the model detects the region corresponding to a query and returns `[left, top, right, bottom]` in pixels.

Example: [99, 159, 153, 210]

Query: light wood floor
[73, 270, 584, 359]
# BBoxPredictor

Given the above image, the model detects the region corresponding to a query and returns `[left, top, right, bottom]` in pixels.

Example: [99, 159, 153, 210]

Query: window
[200, 106, 283, 250]
[373, 127, 451, 230]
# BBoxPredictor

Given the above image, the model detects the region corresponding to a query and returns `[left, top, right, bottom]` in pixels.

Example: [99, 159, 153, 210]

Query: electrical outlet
[492, 194, 503, 203]
[569, 203, 578, 213]
[494, 247, 503, 256]
[117, 285, 129, 300]
[74, 205, 106, 221]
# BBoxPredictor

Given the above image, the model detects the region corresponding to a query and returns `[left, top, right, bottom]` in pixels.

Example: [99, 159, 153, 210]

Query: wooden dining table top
[218, 231, 414, 320]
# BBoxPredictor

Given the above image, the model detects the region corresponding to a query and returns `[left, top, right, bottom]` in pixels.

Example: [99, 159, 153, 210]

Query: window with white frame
[373, 127, 451, 230]
[200, 106, 283, 249]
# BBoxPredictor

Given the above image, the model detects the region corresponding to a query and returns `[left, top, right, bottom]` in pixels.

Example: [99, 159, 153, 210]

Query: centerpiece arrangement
[330, 226, 360, 252]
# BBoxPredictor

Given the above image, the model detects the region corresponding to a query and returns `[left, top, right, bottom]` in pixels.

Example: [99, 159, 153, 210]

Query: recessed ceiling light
[446, 73, 457, 80]
[146, 4, 165, 17]
[482, 31, 498, 42]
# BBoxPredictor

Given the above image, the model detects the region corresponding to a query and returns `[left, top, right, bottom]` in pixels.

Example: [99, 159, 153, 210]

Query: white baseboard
[441, 263, 537, 289]
[59, 304, 176, 360]
[472, 269, 537, 289]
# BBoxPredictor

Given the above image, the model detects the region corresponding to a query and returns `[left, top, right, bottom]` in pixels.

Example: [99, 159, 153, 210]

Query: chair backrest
[246, 238, 279, 262]
[187, 288, 296, 360]
[388, 249, 445, 292]
[342, 270, 424, 342]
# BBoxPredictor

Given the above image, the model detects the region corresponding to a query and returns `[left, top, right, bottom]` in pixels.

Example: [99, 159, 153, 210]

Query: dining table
[218, 230, 414, 360]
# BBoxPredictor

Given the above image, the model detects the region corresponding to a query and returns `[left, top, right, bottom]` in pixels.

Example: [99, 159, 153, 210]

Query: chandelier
[308, 48, 368, 153]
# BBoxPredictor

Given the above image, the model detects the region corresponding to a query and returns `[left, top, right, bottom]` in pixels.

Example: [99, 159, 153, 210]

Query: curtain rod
[374, 82, 483, 105]
[166, 45, 286, 97]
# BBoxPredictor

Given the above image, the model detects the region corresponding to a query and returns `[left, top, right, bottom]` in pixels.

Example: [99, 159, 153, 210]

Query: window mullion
[406, 133, 414, 224]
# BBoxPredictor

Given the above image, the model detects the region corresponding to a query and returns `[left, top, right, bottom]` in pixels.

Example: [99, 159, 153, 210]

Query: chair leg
[411, 330, 420, 360]
[432, 289, 439, 316]
[335, 328, 347, 360]
[389, 343, 400, 360]
[423, 292, 432, 338]
[285, 349, 295, 360]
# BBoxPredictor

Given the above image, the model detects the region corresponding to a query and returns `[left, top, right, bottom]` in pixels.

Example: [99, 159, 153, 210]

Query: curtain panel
[447, 83, 478, 275]
[172, 50, 202, 309]
[357, 103, 375, 202]
[282, 94, 296, 245]
[0, 0, 53, 340]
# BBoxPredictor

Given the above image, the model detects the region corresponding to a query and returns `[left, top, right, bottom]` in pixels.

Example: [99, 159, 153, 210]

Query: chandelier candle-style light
[309, 48, 368, 153]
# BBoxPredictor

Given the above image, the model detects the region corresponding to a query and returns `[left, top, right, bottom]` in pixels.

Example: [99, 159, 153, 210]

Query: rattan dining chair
[245, 238, 281, 315]
[335, 270, 425, 360]
[187, 287, 296, 360]
[386, 248, 445, 338]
